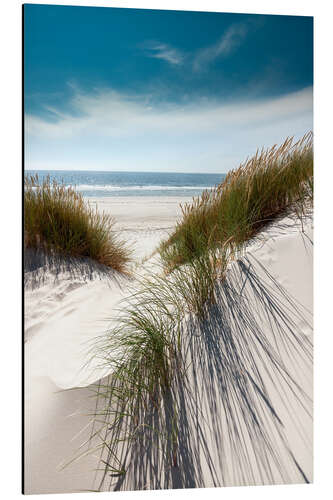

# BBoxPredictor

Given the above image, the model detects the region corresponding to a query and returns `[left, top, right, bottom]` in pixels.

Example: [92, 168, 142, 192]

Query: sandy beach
[88, 196, 193, 262]
[24, 196, 191, 493]
[24, 196, 313, 494]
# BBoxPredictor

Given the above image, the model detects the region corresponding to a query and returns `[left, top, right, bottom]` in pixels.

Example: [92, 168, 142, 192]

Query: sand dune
[24, 197, 313, 494]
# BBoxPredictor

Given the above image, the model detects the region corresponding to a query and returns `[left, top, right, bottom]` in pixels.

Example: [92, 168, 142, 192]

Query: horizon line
[24, 168, 228, 175]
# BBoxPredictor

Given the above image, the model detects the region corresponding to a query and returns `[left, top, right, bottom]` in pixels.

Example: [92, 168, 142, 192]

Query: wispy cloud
[140, 23, 249, 72]
[25, 86, 313, 173]
[193, 23, 248, 71]
[141, 41, 184, 66]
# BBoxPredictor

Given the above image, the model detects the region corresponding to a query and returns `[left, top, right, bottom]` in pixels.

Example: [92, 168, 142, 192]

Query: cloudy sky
[24, 5, 313, 173]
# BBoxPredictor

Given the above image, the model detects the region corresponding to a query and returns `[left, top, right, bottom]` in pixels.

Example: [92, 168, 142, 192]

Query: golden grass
[24, 175, 131, 274]
[160, 132, 313, 271]
[74, 133, 313, 487]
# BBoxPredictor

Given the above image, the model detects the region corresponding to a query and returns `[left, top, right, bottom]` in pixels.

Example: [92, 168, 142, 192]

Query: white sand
[89, 196, 193, 262]
[24, 197, 313, 494]
[24, 196, 191, 494]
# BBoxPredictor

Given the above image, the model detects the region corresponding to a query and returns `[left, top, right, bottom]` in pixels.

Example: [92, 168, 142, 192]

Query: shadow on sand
[85, 253, 312, 492]
[24, 248, 124, 289]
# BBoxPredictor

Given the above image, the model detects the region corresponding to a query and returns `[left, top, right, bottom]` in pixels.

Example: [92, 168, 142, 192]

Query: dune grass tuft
[160, 132, 313, 272]
[81, 271, 186, 488]
[24, 174, 131, 274]
[81, 249, 228, 489]
[75, 133, 314, 488]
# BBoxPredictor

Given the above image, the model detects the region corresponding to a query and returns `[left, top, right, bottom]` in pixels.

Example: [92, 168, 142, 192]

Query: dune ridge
[24, 195, 312, 493]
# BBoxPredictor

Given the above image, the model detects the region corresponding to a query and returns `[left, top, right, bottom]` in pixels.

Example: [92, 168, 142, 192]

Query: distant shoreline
[24, 169, 226, 198]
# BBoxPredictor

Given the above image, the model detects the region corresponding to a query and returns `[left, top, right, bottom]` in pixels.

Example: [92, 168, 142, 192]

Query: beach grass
[78, 133, 313, 488]
[82, 249, 228, 489]
[24, 174, 132, 273]
[81, 272, 186, 487]
[159, 132, 313, 272]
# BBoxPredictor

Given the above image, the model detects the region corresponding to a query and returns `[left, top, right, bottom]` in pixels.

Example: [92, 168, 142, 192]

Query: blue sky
[24, 4, 313, 172]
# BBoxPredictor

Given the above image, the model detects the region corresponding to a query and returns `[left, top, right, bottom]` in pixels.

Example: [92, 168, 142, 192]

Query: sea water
[25, 170, 225, 198]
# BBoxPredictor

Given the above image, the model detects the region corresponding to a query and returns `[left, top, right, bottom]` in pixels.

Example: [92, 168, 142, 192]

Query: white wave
[74, 184, 213, 191]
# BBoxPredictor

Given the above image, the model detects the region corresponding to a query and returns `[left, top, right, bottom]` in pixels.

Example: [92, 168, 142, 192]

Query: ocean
[25, 170, 226, 198]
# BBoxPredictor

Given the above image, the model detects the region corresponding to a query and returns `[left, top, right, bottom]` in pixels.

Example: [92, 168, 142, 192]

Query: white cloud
[193, 23, 248, 71]
[141, 23, 249, 72]
[141, 42, 184, 66]
[25, 86, 313, 173]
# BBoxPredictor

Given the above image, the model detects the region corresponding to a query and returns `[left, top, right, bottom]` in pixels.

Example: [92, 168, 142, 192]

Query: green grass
[73, 133, 314, 488]
[159, 132, 313, 272]
[81, 250, 228, 489]
[81, 271, 185, 487]
[24, 174, 132, 274]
